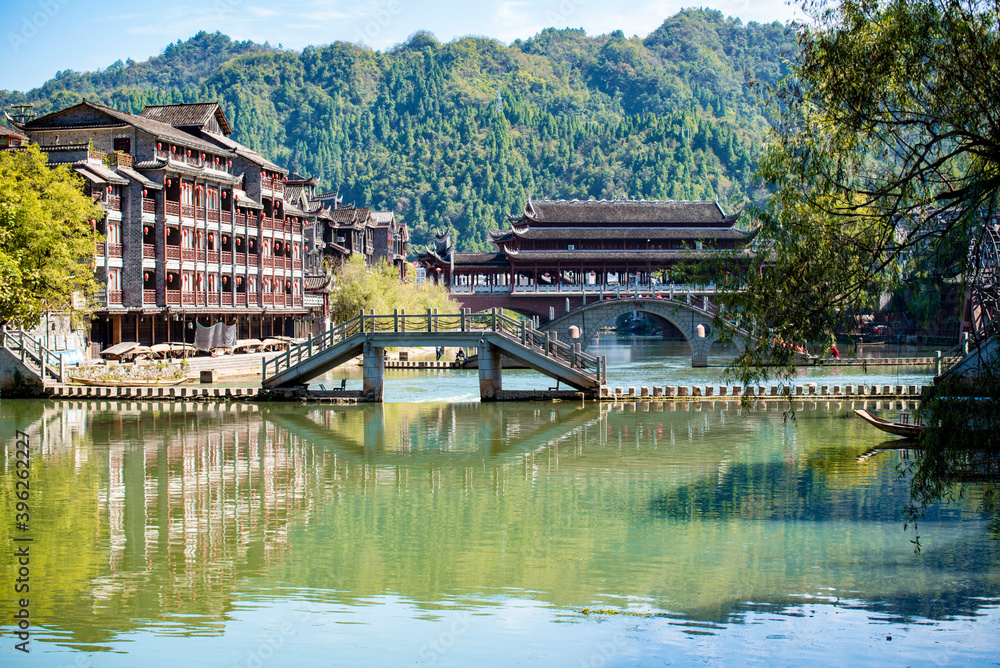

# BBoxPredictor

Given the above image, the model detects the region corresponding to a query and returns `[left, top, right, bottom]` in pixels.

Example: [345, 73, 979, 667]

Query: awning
[117, 166, 162, 190]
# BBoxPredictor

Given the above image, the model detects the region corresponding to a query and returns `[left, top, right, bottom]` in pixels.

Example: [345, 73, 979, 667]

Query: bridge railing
[262, 309, 604, 382]
[0, 325, 65, 384]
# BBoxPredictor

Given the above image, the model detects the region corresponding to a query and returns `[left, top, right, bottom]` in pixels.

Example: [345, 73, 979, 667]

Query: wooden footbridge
[261, 310, 605, 401]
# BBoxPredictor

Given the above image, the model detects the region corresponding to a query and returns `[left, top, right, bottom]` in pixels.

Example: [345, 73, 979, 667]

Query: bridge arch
[540, 298, 746, 367]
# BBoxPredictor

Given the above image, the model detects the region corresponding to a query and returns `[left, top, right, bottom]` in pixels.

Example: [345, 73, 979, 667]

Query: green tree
[717, 0, 1000, 517]
[328, 255, 456, 324]
[0, 144, 102, 327]
[722, 0, 999, 377]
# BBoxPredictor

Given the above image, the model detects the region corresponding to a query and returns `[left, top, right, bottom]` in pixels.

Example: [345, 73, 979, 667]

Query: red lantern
[143, 226, 148, 234]
[227, 160, 232, 167]
[157, 143, 162, 150]
[143, 273, 148, 281]
[107, 185, 112, 192]
[186, 150, 191, 156]
[172, 146, 176, 152]
[201, 153, 205, 159]
[167, 179, 172, 187]
[214, 157, 219, 163]
[90, 219, 96, 227]
[142, 189, 147, 197]
[198, 231, 202, 237]
[208, 233, 214, 241]
[223, 236, 228, 242]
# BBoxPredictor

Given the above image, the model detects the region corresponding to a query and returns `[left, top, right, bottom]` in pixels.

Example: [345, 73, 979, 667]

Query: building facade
[419, 199, 754, 294]
[13, 100, 309, 352]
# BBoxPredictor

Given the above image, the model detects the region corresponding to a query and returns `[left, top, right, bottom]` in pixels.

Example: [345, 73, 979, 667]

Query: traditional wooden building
[13, 100, 308, 351]
[419, 199, 754, 293]
[370, 210, 409, 279]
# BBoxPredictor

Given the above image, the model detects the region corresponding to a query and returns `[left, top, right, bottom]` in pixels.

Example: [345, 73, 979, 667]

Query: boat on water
[854, 408, 926, 438]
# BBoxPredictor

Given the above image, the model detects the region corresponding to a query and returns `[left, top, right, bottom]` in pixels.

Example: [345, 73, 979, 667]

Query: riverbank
[41, 381, 931, 403]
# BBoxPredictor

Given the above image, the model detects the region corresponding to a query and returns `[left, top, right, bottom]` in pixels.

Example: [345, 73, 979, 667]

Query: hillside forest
[1, 9, 795, 253]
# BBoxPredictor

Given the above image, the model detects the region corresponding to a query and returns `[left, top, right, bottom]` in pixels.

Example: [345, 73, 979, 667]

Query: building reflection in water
[1, 398, 997, 646]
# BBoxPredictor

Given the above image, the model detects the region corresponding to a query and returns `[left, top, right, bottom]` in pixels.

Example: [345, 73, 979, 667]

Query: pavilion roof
[493, 227, 754, 242]
[521, 199, 735, 226]
[498, 249, 755, 263]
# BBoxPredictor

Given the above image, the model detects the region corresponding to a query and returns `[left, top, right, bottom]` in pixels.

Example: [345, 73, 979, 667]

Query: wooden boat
[854, 408, 926, 438]
[68, 376, 191, 387]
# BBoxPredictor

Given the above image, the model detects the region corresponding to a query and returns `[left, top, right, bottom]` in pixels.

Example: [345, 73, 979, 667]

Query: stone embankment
[43, 381, 931, 403]
[601, 383, 929, 400]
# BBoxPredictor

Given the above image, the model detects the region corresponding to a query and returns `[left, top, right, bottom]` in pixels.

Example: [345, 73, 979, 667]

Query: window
[207, 189, 219, 210]
[181, 182, 193, 206]
[113, 137, 131, 154]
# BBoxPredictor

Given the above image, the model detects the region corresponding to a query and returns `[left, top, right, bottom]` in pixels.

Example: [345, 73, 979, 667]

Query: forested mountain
[1, 10, 795, 252]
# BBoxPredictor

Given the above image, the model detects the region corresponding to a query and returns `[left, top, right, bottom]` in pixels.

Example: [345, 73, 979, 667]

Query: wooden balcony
[208, 250, 220, 264]
[107, 243, 122, 258]
[221, 211, 232, 224]
[182, 292, 195, 305]
[207, 209, 220, 223]
[222, 293, 232, 306]
[236, 293, 247, 306]
[181, 204, 194, 219]
[142, 198, 155, 214]
[221, 251, 233, 264]
[143, 244, 156, 259]
[95, 241, 105, 256]
[166, 290, 180, 305]
[166, 245, 180, 260]
[165, 201, 179, 216]
[108, 290, 122, 303]
[284, 257, 292, 269]
[181, 248, 195, 261]
[294, 260, 302, 270]
[143, 290, 157, 304]
[209, 294, 219, 305]
[236, 253, 245, 266]
[105, 195, 121, 211]
[263, 293, 273, 305]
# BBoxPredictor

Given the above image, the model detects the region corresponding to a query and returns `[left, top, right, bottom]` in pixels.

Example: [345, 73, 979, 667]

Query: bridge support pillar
[478, 340, 503, 401]
[363, 341, 385, 401]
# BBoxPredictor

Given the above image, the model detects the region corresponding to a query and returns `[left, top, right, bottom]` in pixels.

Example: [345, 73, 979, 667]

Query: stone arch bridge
[490, 297, 747, 368]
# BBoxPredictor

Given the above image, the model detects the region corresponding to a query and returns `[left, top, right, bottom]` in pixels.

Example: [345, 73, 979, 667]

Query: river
[1, 337, 997, 666]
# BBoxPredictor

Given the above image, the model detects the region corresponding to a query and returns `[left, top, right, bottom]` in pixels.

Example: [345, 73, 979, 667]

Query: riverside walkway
[261, 310, 605, 401]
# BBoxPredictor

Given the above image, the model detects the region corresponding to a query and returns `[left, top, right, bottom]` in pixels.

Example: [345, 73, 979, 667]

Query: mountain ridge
[1, 10, 796, 253]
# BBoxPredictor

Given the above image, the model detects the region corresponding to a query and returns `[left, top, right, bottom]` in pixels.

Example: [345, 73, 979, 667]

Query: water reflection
[0, 398, 997, 654]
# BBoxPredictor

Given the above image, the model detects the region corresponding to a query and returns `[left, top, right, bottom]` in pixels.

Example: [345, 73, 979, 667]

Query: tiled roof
[0, 123, 28, 140]
[202, 131, 285, 173]
[233, 189, 263, 210]
[139, 103, 233, 135]
[452, 252, 507, 265]
[504, 227, 753, 241]
[371, 211, 395, 224]
[23, 100, 222, 154]
[117, 166, 162, 189]
[80, 162, 128, 185]
[327, 207, 371, 225]
[499, 249, 755, 262]
[524, 199, 733, 225]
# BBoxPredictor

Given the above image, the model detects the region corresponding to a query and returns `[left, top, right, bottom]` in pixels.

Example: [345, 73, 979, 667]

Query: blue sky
[2, 0, 802, 93]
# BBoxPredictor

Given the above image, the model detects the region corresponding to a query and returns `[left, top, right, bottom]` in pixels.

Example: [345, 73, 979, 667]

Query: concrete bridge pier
[363, 340, 385, 401]
[478, 340, 503, 401]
